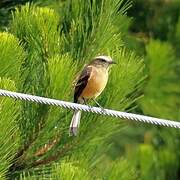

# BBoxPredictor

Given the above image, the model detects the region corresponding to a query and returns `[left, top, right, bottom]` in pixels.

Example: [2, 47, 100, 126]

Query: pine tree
[0, 1, 144, 179]
[0, 0, 180, 179]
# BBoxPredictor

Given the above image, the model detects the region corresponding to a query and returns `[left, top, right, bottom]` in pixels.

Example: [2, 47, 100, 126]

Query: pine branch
[31, 143, 74, 167]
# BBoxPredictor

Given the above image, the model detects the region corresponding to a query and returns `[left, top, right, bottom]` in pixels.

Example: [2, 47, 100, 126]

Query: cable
[0, 89, 180, 129]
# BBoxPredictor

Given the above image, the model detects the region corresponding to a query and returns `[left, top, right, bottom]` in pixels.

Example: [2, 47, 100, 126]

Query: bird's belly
[80, 71, 108, 99]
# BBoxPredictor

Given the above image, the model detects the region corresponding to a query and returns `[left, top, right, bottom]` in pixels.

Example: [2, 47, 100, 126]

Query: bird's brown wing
[74, 66, 92, 103]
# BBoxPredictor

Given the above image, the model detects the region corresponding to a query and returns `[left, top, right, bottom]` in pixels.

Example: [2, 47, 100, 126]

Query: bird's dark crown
[90, 55, 116, 67]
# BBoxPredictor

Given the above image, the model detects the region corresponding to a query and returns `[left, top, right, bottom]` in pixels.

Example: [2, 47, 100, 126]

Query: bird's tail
[69, 110, 81, 136]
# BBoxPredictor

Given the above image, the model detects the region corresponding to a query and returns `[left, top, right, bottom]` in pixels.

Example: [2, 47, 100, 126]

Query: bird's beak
[109, 61, 117, 65]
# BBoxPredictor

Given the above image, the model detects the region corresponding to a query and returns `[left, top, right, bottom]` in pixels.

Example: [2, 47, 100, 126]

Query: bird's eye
[101, 59, 106, 62]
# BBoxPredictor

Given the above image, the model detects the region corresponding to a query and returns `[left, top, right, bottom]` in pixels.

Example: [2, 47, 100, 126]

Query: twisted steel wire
[0, 89, 180, 129]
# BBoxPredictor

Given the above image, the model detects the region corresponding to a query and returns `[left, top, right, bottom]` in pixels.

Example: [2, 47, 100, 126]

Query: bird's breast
[80, 67, 108, 99]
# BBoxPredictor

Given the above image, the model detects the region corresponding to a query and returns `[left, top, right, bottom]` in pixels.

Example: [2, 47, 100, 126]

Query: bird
[69, 55, 116, 136]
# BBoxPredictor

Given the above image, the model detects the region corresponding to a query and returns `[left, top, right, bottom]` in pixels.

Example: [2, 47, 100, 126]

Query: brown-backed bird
[69, 55, 116, 136]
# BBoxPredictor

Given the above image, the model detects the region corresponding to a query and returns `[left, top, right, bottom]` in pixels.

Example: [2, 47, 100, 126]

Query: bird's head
[90, 55, 116, 69]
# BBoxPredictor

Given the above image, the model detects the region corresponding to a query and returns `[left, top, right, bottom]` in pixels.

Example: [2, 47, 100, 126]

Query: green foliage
[173, 16, 180, 57]
[0, 1, 147, 179]
[53, 160, 91, 180]
[129, 0, 180, 40]
[0, 32, 24, 80]
[139, 144, 156, 180]
[58, 0, 131, 61]
[109, 48, 145, 110]
[108, 158, 137, 180]
[11, 4, 60, 56]
[0, 32, 22, 178]
[48, 54, 76, 101]
[139, 39, 180, 120]
[0, 0, 179, 179]
[0, 78, 20, 179]
[11, 3, 60, 144]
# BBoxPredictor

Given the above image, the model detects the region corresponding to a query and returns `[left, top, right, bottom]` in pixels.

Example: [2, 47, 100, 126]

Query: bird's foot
[92, 98, 106, 112]
[82, 98, 92, 109]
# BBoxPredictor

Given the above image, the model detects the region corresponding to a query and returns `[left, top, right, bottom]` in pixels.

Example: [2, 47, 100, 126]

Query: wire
[0, 89, 180, 129]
